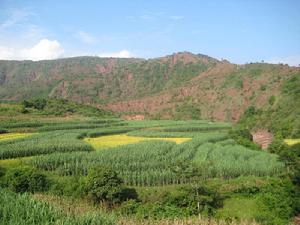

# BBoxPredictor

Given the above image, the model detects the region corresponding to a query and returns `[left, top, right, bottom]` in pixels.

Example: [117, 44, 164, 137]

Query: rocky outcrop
[252, 130, 273, 149]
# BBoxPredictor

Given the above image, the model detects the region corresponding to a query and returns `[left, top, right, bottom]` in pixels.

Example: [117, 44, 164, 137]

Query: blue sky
[0, 0, 299, 65]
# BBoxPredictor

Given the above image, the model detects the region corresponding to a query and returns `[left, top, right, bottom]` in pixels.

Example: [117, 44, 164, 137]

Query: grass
[33, 192, 260, 225]
[216, 195, 262, 221]
[118, 217, 260, 225]
[0, 132, 34, 141]
[284, 138, 300, 145]
[0, 156, 32, 168]
[84, 134, 191, 150]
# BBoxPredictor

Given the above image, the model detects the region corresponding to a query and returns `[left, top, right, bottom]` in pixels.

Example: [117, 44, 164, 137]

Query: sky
[0, 0, 300, 65]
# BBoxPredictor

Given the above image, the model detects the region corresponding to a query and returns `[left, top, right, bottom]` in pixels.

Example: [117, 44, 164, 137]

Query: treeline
[21, 98, 114, 117]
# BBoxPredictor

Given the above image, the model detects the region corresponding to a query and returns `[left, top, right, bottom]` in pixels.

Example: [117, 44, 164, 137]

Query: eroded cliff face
[0, 52, 299, 121]
[252, 130, 273, 149]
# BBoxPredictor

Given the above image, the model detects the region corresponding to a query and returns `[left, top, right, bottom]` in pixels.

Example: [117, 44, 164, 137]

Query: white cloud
[0, 39, 64, 61]
[21, 39, 64, 60]
[98, 50, 132, 58]
[0, 46, 15, 60]
[266, 56, 300, 67]
[77, 31, 96, 44]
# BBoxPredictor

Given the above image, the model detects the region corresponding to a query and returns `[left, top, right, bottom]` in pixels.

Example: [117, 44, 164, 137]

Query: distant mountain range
[0, 51, 299, 122]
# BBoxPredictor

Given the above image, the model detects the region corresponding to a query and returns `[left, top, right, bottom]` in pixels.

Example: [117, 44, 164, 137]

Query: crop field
[31, 135, 283, 185]
[0, 118, 289, 224]
[85, 134, 191, 150]
[0, 132, 34, 141]
[0, 188, 116, 225]
[0, 120, 284, 184]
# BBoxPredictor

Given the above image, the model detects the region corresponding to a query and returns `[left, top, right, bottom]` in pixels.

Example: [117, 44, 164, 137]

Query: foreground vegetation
[0, 99, 298, 225]
[0, 188, 116, 225]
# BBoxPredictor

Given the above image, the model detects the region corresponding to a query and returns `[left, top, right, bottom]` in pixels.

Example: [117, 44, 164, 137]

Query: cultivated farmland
[0, 117, 292, 224]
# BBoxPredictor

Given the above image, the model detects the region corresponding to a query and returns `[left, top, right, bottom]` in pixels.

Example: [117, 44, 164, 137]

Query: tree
[85, 167, 124, 207]
[171, 161, 207, 183]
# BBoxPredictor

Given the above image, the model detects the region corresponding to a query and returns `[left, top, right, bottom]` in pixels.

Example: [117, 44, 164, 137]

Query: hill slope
[0, 52, 299, 123]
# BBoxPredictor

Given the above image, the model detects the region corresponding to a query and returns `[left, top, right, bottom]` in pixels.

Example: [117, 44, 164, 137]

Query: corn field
[30, 134, 284, 186]
[0, 188, 116, 225]
[0, 127, 133, 159]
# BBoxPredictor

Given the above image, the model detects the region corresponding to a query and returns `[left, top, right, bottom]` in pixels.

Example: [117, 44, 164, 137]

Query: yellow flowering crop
[0, 133, 34, 142]
[84, 134, 191, 150]
[284, 139, 300, 146]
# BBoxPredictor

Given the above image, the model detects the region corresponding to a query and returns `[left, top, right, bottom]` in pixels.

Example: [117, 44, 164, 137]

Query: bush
[85, 167, 125, 207]
[162, 185, 224, 217]
[119, 199, 141, 215]
[244, 106, 256, 117]
[120, 185, 224, 219]
[4, 167, 50, 193]
[22, 99, 47, 110]
[257, 180, 295, 225]
[229, 128, 261, 150]
[268, 96, 276, 105]
[49, 176, 86, 197]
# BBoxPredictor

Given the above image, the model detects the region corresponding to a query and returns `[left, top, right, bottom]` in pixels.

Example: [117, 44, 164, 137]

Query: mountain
[0, 52, 299, 124]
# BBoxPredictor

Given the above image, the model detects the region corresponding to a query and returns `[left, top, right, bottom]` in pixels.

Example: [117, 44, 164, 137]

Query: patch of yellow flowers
[284, 139, 300, 146]
[85, 134, 191, 150]
[0, 133, 33, 142]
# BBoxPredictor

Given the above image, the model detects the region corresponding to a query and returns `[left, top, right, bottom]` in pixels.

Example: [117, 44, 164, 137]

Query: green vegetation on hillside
[1, 54, 298, 120]
[0, 100, 298, 225]
[236, 73, 300, 138]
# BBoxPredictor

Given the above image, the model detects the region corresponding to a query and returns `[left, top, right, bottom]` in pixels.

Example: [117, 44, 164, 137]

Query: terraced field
[0, 118, 289, 224]
[85, 134, 191, 150]
[0, 120, 284, 183]
[0, 132, 34, 141]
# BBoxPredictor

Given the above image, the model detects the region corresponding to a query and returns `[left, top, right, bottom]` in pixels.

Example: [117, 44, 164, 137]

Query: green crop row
[0, 126, 138, 159]
[0, 131, 93, 159]
[0, 188, 116, 225]
[30, 133, 283, 186]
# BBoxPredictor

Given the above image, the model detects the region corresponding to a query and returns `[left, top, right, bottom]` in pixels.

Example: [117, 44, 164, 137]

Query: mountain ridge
[0, 51, 299, 123]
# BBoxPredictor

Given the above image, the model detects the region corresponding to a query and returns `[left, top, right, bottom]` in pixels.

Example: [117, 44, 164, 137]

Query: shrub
[257, 180, 295, 225]
[4, 167, 50, 193]
[244, 106, 256, 117]
[269, 95, 276, 105]
[229, 128, 261, 150]
[49, 176, 86, 197]
[22, 99, 47, 110]
[85, 167, 125, 206]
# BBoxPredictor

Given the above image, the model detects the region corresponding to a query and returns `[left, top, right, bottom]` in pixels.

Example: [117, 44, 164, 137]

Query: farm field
[84, 134, 191, 150]
[0, 113, 293, 225]
[0, 132, 34, 141]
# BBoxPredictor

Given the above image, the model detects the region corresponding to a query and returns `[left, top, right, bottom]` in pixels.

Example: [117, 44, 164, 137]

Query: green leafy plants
[4, 167, 50, 193]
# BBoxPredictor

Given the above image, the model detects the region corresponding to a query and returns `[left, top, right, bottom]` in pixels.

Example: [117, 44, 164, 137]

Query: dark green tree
[85, 167, 124, 207]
